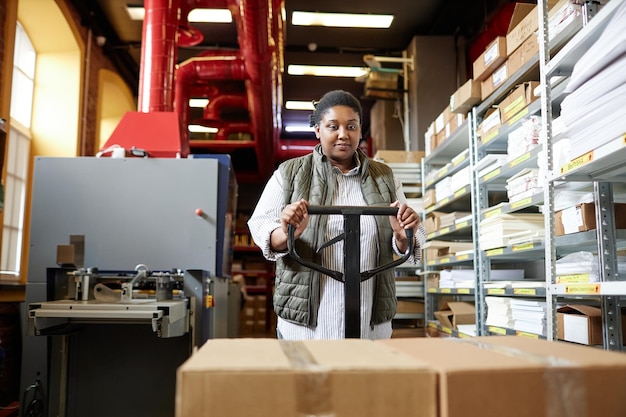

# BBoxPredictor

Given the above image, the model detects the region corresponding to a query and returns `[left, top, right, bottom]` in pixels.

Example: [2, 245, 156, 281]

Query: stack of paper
[556, 251, 626, 283]
[439, 211, 472, 228]
[510, 299, 547, 336]
[476, 154, 508, 177]
[507, 116, 541, 161]
[435, 176, 452, 202]
[450, 165, 471, 193]
[479, 213, 544, 250]
[485, 297, 513, 328]
[560, 0, 626, 159]
[506, 168, 541, 201]
[439, 269, 475, 288]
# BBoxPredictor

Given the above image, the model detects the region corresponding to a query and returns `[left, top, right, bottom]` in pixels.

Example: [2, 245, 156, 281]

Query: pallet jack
[288, 206, 415, 338]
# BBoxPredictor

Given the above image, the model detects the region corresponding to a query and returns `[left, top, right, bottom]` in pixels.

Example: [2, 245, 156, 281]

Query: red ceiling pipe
[203, 93, 249, 121]
[174, 51, 247, 138]
[214, 122, 253, 141]
[138, 0, 180, 112]
[271, 0, 285, 157]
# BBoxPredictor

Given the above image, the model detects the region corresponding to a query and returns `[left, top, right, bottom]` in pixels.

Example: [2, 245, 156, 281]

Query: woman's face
[315, 105, 361, 168]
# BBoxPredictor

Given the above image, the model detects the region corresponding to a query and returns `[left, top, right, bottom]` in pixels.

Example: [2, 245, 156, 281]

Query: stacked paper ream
[440, 269, 524, 288]
[506, 168, 541, 200]
[554, 251, 626, 283]
[439, 211, 471, 228]
[450, 165, 471, 193]
[486, 297, 514, 328]
[511, 299, 547, 336]
[476, 154, 508, 177]
[507, 116, 541, 161]
[479, 213, 544, 250]
[560, 0, 626, 159]
[435, 176, 452, 202]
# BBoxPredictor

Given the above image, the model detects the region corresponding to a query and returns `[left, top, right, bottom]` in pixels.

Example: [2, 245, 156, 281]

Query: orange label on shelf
[514, 288, 537, 295]
[510, 152, 531, 168]
[565, 284, 600, 294]
[510, 197, 532, 209]
[560, 151, 594, 175]
[489, 326, 507, 335]
[204, 295, 214, 308]
[512, 243, 534, 252]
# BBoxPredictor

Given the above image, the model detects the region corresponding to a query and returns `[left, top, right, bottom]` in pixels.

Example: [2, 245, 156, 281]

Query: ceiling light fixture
[126, 6, 232, 23]
[288, 64, 368, 78]
[292, 11, 393, 28]
[189, 98, 209, 108]
[285, 101, 315, 110]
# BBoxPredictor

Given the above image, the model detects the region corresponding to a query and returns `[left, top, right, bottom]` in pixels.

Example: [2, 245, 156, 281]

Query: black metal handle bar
[286, 205, 416, 338]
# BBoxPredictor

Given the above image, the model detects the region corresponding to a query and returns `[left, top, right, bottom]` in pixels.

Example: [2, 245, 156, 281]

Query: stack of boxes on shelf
[239, 293, 271, 337]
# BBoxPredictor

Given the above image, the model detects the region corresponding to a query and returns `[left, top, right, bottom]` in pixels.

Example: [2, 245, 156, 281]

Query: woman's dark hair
[309, 90, 363, 127]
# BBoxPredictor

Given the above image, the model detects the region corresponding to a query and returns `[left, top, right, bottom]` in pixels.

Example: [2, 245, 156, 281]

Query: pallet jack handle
[287, 205, 415, 338]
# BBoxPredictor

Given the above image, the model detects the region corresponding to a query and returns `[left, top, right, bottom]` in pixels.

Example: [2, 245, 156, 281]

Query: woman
[248, 90, 426, 339]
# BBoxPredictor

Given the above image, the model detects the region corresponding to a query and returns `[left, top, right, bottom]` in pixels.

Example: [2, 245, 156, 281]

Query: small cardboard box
[498, 81, 540, 123]
[557, 304, 603, 345]
[176, 339, 437, 417]
[380, 336, 626, 417]
[505, 4, 538, 55]
[480, 62, 508, 100]
[450, 79, 482, 114]
[555, 202, 626, 236]
[473, 36, 507, 82]
[423, 211, 444, 235]
[373, 150, 424, 164]
[507, 33, 539, 77]
[433, 301, 475, 329]
[423, 189, 436, 208]
[396, 299, 425, 314]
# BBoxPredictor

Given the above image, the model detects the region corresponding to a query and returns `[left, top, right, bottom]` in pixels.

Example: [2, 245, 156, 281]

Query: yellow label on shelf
[437, 168, 449, 178]
[489, 326, 507, 335]
[514, 288, 537, 295]
[565, 284, 600, 294]
[439, 227, 450, 235]
[440, 257, 451, 264]
[484, 208, 502, 218]
[557, 274, 590, 283]
[459, 332, 472, 338]
[438, 197, 450, 206]
[457, 288, 471, 294]
[510, 197, 532, 209]
[516, 331, 539, 339]
[512, 243, 534, 252]
[428, 288, 436, 293]
[510, 151, 531, 168]
[453, 155, 466, 166]
[426, 179, 434, 187]
[441, 326, 452, 334]
[440, 288, 452, 293]
[486, 248, 504, 256]
[427, 232, 436, 239]
[487, 288, 506, 295]
[508, 107, 529, 126]
[454, 188, 467, 198]
[482, 129, 499, 144]
[560, 150, 594, 175]
[456, 221, 469, 229]
[427, 260, 436, 266]
[483, 168, 501, 182]
[428, 321, 438, 329]
[456, 254, 470, 261]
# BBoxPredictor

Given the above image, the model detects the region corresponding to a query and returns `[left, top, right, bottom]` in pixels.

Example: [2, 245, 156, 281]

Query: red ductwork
[202, 93, 248, 121]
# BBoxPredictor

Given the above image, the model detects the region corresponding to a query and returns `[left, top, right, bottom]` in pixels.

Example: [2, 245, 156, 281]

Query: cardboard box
[433, 301, 475, 329]
[507, 33, 539, 77]
[498, 81, 540, 123]
[423, 189, 436, 208]
[505, 4, 538, 55]
[555, 202, 626, 236]
[473, 36, 507, 82]
[480, 62, 508, 100]
[396, 300, 425, 314]
[364, 70, 399, 100]
[450, 78, 481, 114]
[176, 339, 437, 417]
[373, 150, 424, 164]
[557, 304, 602, 345]
[380, 336, 626, 417]
[423, 211, 444, 235]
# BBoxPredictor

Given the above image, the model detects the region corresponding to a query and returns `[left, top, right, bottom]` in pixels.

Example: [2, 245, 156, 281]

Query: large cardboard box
[176, 339, 437, 417]
[507, 33, 539, 77]
[380, 336, 626, 417]
[473, 36, 507, 81]
[434, 301, 475, 329]
[555, 202, 626, 236]
[557, 304, 603, 345]
[450, 78, 481, 114]
[506, 4, 537, 55]
[480, 62, 508, 100]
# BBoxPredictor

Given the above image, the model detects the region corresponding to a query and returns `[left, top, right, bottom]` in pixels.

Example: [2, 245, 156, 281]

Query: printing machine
[21, 155, 238, 417]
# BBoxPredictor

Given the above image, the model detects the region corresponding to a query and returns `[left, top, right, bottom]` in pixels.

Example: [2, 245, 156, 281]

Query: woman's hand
[270, 199, 310, 252]
[389, 201, 420, 252]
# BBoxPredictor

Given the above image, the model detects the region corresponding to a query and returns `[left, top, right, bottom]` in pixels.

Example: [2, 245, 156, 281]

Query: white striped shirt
[248, 163, 426, 340]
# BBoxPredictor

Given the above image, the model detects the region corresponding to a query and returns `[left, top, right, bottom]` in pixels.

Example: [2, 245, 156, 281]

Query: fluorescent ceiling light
[189, 98, 209, 108]
[285, 101, 315, 110]
[189, 125, 218, 133]
[126, 6, 232, 23]
[285, 125, 315, 133]
[292, 11, 393, 28]
[288, 65, 367, 78]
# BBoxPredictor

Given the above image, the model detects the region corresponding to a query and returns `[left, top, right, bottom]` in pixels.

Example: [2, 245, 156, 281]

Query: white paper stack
[560, 0, 626, 159]
[507, 116, 541, 161]
[476, 154, 508, 177]
[485, 296, 514, 328]
[439, 211, 472, 228]
[439, 269, 475, 288]
[450, 165, 471, 193]
[479, 213, 544, 250]
[435, 176, 452, 202]
[506, 168, 541, 201]
[510, 299, 547, 336]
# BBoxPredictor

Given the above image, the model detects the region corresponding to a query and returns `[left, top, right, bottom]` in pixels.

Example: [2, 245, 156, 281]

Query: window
[1, 22, 35, 276]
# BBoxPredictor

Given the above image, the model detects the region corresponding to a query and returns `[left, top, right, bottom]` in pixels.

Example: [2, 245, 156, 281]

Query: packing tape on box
[279, 341, 336, 417]
[451, 338, 586, 417]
